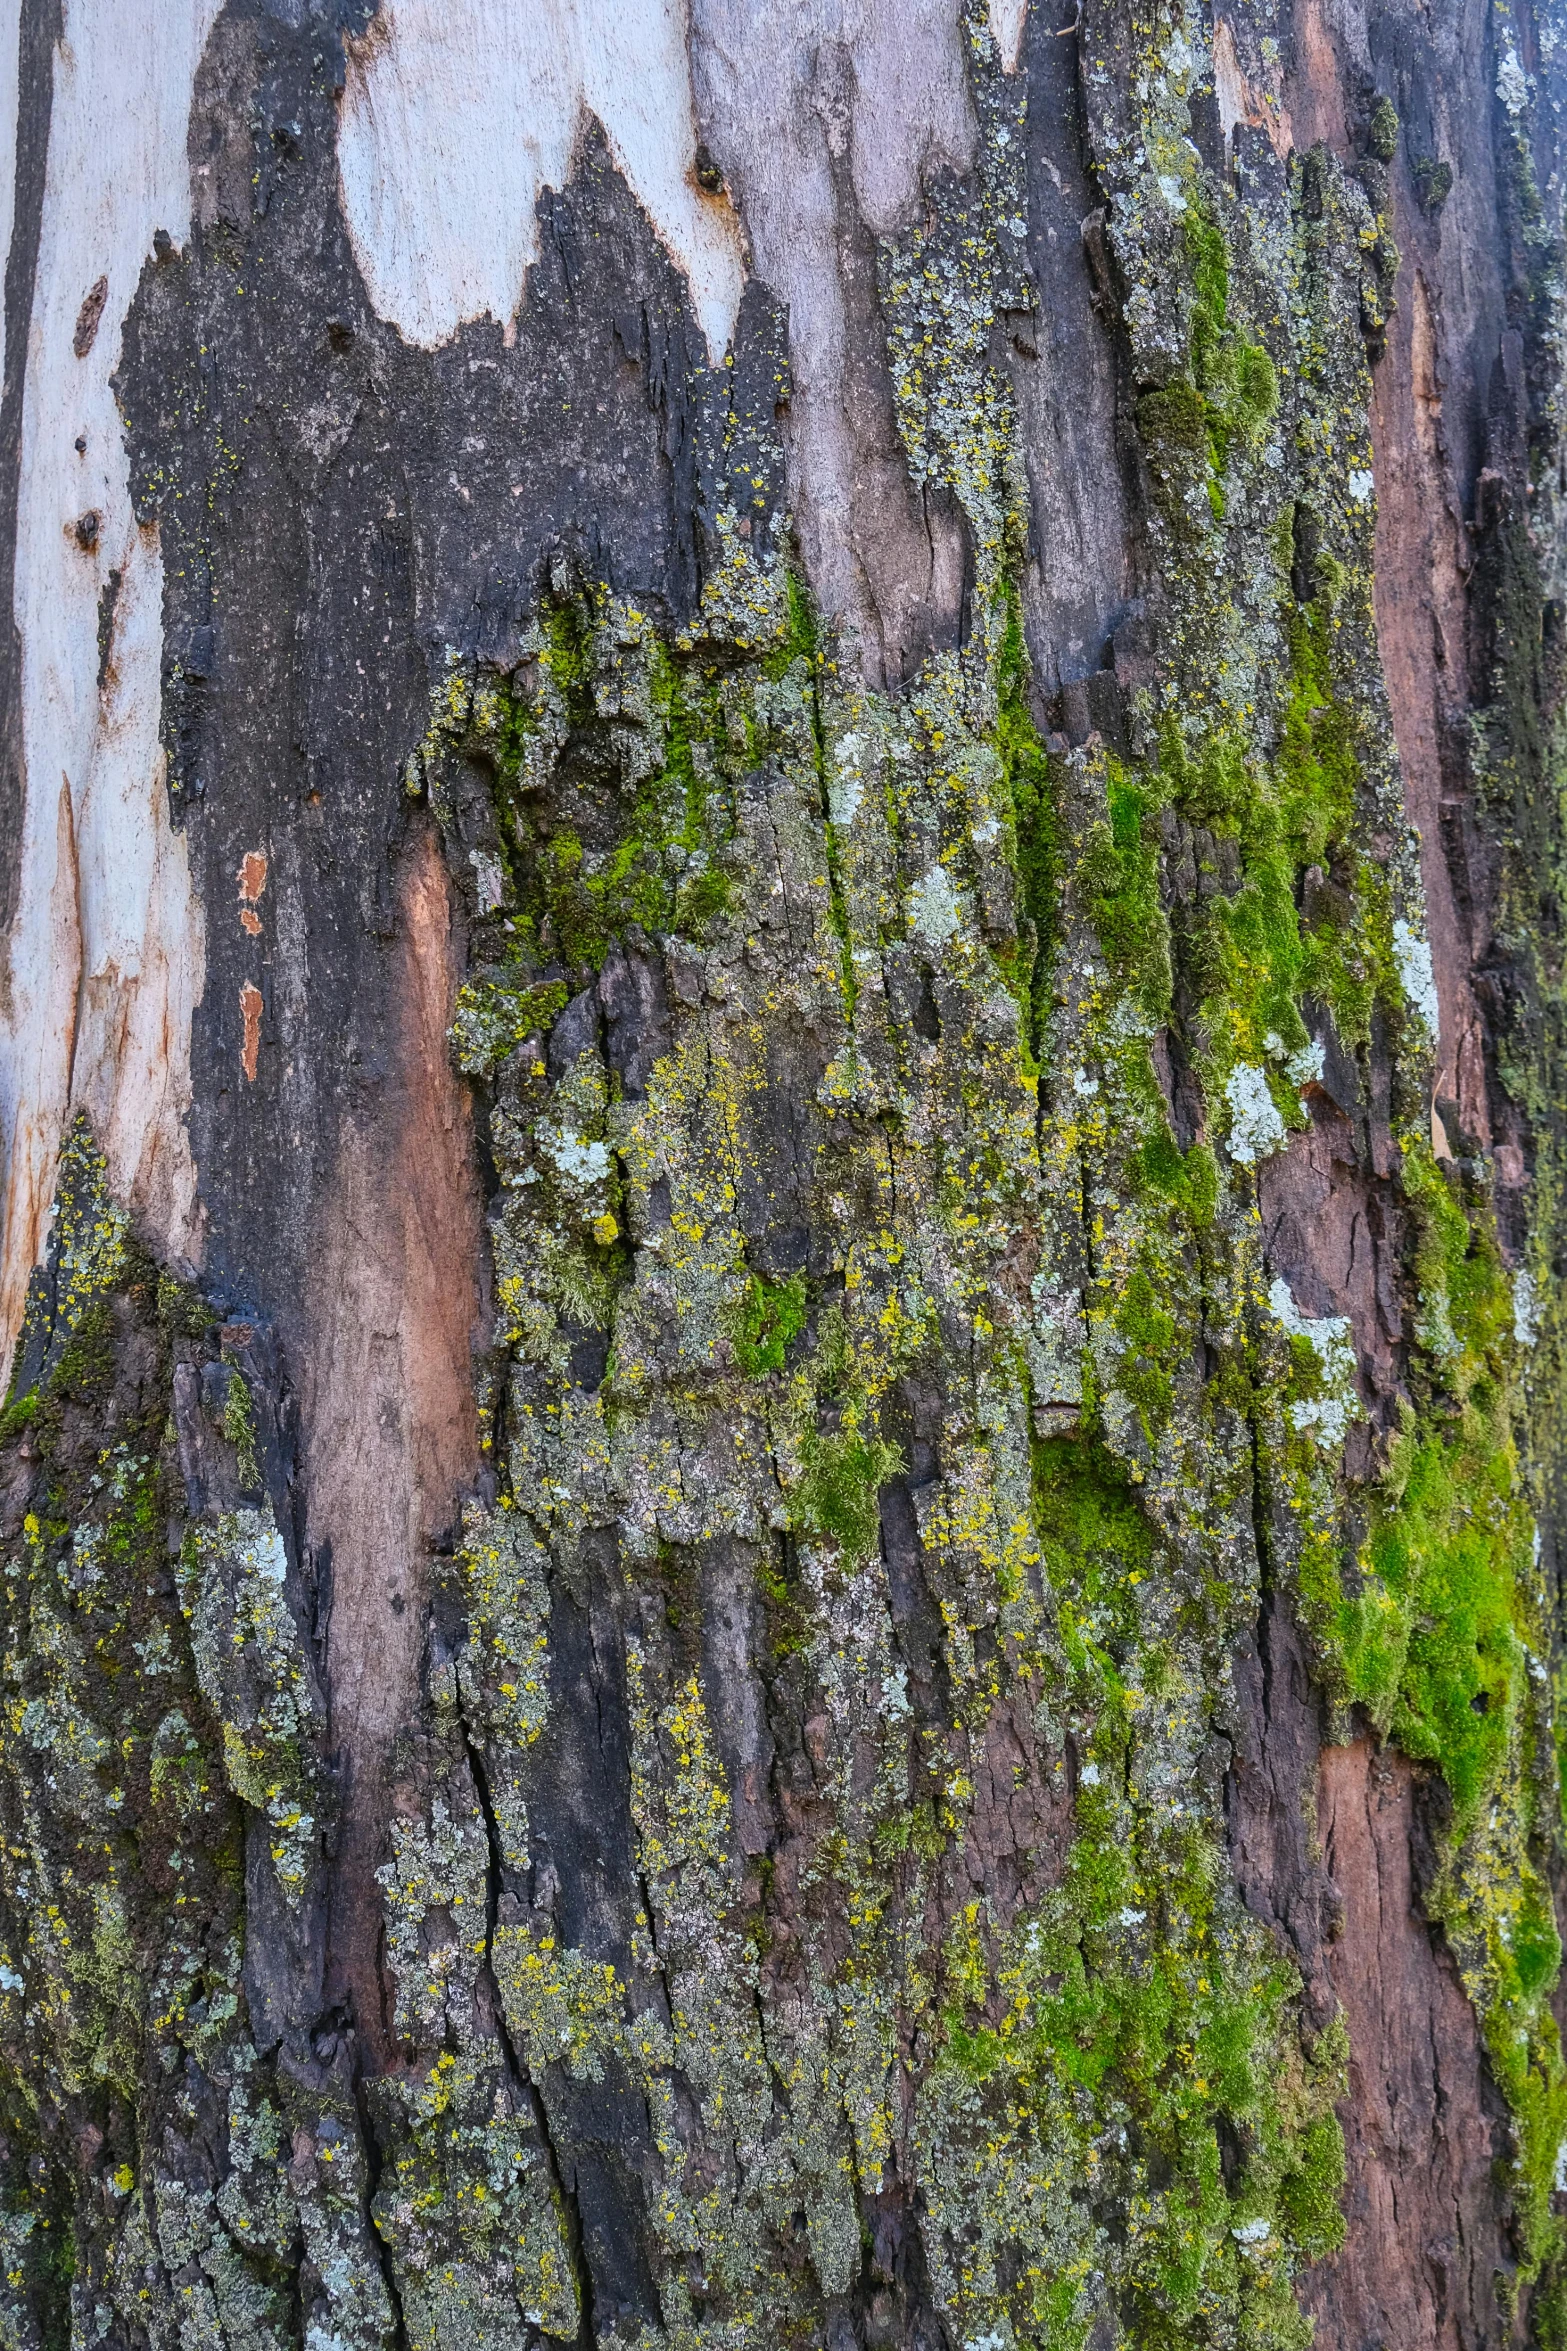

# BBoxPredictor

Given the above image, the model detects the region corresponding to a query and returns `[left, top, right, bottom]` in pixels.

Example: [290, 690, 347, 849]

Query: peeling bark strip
[1, 0, 1566, 2345]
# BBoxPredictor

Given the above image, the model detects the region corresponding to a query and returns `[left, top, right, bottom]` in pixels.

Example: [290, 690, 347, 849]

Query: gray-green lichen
[180, 1509, 321, 1910]
[375, 3, 1567, 2342]
[0, 1125, 395, 2351]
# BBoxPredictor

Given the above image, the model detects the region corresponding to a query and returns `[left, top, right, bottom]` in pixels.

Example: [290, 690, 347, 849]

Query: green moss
[1293, 1148, 1530, 1801]
[219, 1368, 260, 1492]
[449, 976, 568, 1077]
[768, 567, 820, 680]
[0, 1392, 37, 1446]
[1367, 96, 1400, 161]
[1187, 208, 1278, 473]
[1413, 154, 1453, 212]
[1032, 1437, 1153, 1674]
[995, 593, 1059, 1055]
[1137, 376, 1215, 541]
[1134, 1128, 1219, 1225]
[755, 1539, 810, 1658]
[1111, 1265, 1179, 1441]
[793, 1429, 904, 1558]
[1100, 597, 1398, 1160]
[733, 1272, 807, 1377]
[1137, 207, 1278, 537]
[1083, 762, 1172, 1021]
[424, 586, 766, 993]
[156, 1272, 216, 1340]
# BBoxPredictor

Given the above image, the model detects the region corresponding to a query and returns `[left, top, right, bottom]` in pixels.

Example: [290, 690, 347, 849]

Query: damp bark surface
[2, 2, 1567, 2348]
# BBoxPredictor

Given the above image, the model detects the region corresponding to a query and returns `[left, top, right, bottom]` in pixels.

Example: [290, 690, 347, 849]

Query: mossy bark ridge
[0, 0, 1564, 2344]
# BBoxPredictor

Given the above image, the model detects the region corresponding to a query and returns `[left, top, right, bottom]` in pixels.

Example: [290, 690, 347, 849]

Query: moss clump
[1137, 376, 1216, 541]
[1138, 206, 1278, 535]
[0, 1391, 38, 1446]
[1134, 1126, 1219, 1225]
[520, 619, 740, 964]
[1187, 208, 1279, 474]
[1082, 761, 1173, 1021]
[995, 591, 1059, 1053]
[1367, 96, 1400, 162]
[793, 1428, 904, 1558]
[219, 1366, 260, 1491]
[1277, 1136, 1567, 2295]
[1032, 1437, 1153, 1671]
[1414, 154, 1454, 212]
[1081, 592, 1403, 1187]
[449, 975, 567, 1077]
[732, 1271, 806, 1377]
[417, 585, 764, 1003]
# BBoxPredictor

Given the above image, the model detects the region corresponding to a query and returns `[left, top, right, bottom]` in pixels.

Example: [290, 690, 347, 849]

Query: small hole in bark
[912, 963, 941, 1042]
[1214, 2111, 1247, 2194]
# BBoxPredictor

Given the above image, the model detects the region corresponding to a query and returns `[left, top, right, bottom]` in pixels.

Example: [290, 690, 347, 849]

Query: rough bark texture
[2, 0, 1567, 2347]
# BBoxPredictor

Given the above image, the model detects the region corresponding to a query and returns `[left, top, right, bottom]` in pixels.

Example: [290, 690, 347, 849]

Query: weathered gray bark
[0, 1, 1565, 2347]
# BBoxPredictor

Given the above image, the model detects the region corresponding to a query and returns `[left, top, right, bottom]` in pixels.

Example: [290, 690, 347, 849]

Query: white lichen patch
[1393, 916, 1440, 1038]
[1224, 1062, 1286, 1164]
[1285, 1036, 1325, 1087]
[540, 1127, 612, 1190]
[1514, 1265, 1540, 1348]
[908, 863, 963, 945]
[1269, 1277, 1361, 1448]
[1498, 41, 1530, 113]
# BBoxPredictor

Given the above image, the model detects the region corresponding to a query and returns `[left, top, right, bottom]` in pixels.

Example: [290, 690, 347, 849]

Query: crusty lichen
[0, 1124, 394, 2351]
[180, 1507, 321, 1909]
[384, 2, 1567, 2341]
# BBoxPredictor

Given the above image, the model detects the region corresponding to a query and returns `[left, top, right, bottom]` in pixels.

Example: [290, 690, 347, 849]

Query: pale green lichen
[0, 1129, 398, 2351]
[370, 2047, 578, 2350]
[879, 1, 1032, 594]
[393, 4, 1567, 2335]
[179, 1509, 321, 1910]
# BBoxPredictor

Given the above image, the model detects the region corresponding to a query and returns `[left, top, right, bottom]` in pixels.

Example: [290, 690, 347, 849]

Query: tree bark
[0, 1, 1564, 2346]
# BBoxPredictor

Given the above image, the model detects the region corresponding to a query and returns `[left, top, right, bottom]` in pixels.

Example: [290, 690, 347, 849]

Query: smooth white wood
[341, 0, 982, 647]
[338, 0, 746, 360]
[0, 0, 218, 1381]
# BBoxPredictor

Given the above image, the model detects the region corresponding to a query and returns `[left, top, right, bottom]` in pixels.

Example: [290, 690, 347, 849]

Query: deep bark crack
[461, 1708, 598, 2348]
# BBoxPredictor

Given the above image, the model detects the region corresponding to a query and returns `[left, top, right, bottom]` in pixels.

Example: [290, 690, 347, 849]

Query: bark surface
[0, 1, 1565, 2347]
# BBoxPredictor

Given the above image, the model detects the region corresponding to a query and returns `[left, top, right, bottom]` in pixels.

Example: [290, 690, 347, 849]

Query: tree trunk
[0, 0, 1564, 2345]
